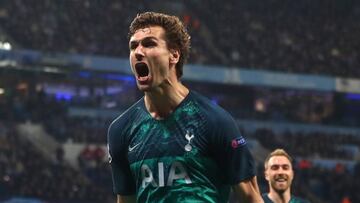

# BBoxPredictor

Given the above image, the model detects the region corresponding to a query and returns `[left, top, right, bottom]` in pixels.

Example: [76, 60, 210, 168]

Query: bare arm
[117, 195, 136, 203]
[232, 176, 264, 203]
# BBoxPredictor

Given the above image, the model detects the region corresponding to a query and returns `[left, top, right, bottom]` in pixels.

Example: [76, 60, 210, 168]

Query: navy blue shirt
[108, 91, 256, 202]
[262, 193, 311, 203]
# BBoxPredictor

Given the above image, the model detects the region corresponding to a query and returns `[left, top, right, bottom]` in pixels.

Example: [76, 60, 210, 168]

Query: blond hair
[264, 148, 293, 170]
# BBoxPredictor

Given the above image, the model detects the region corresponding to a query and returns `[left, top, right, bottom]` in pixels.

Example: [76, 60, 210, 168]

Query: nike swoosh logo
[128, 142, 141, 152]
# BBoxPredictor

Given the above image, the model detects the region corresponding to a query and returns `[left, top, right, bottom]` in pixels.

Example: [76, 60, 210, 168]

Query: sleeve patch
[231, 136, 246, 148]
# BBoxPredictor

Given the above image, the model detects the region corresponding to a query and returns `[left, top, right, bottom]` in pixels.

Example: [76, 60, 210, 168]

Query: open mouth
[275, 178, 287, 182]
[135, 62, 149, 78]
[275, 176, 288, 182]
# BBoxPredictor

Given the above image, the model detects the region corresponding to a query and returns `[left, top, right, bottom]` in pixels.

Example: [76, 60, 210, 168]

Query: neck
[268, 188, 291, 203]
[144, 80, 189, 120]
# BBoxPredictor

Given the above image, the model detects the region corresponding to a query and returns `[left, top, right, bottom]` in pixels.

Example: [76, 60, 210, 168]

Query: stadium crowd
[188, 0, 360, 78]
[192, 83, 360, 128]
[1, 0, 360, 78]
[0, 120, 113, 203]
[1, 75, 360, 202]
[252, 128, 359, 160]
[1, 0, 360, 202]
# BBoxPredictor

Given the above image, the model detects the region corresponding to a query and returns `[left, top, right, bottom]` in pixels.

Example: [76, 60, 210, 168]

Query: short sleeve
[108, 120, 136, 195]
[210, 110, 256, 185]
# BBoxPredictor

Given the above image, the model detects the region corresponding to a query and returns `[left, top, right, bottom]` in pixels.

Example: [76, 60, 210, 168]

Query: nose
[276, 167, 289, 175]
[277, 169, 285, 174]
[134, 45, 144, 61]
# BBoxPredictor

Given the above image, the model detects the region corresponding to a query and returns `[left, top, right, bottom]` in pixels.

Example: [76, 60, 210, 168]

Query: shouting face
[129, 26, 179, 92]
[265, 155, 294, 194]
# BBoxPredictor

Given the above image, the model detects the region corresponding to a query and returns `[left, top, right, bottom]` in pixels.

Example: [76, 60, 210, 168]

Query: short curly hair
[128, 12, 191, 78]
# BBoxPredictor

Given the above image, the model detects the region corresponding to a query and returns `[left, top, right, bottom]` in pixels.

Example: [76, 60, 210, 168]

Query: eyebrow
[129, 36, 158, 45]
[270, 164, 290, 167]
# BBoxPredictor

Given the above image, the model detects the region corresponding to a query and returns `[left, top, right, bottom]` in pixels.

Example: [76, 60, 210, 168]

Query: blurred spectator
[0, 120, 113, 202]
[1, 0, 360, 78]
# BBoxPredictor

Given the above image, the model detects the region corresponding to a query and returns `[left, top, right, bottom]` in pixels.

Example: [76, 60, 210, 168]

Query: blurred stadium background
[0, 0, 360, 202]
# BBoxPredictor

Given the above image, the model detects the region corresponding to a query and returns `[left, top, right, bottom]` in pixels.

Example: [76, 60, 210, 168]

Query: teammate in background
[107, 12, 263, 203]
[262, 149, 310, 203]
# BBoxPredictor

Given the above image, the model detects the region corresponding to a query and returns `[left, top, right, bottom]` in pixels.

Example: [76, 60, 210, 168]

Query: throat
[150, 111, 172, 120]
[144, 87, 189, 120]
[145, 95, 174, 119]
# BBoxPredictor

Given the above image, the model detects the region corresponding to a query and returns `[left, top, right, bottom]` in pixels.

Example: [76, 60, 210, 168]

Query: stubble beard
[271, 176, 291, 194]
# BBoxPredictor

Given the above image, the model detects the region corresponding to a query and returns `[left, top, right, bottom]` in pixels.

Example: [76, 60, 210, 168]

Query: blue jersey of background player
[107, 12, 263, 203]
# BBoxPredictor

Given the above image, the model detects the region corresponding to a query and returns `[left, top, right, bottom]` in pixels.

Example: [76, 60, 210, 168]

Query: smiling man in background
[263, 149, 310, 203]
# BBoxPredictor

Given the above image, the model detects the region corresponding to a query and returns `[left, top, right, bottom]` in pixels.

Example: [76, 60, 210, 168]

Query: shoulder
[190, 91, 236, 125]
[107, 98, 145, 156]
[291, 196, 311, 203]
[108, 97, 145, 139]
[261, 193, 273, 203]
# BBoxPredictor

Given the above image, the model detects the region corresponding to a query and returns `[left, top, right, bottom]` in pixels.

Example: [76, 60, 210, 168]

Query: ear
[264, 170, 270, 181]
[290, 169, 294, 180]
[169, 49, 180, 64]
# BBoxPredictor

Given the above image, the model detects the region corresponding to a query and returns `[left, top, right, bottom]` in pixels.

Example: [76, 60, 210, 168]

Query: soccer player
[107, 12, 263, 203]
[262, 149, 310, 203]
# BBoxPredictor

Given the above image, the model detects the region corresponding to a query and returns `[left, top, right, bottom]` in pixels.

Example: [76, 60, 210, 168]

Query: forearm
[117, 195, 136, 203]
[232, 176, 264, 203]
